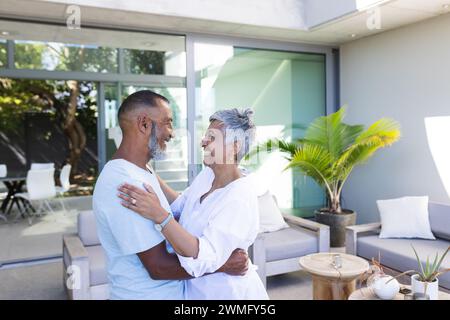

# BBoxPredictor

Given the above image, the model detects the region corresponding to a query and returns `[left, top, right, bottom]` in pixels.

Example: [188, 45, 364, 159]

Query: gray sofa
[346, 202, 450, 290]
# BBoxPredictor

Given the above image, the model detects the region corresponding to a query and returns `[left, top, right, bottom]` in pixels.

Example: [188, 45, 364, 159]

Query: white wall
[340, 13, 450, 223]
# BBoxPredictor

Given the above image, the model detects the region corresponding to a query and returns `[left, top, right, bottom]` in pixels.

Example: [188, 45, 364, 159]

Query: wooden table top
[299, 253, 370, 279]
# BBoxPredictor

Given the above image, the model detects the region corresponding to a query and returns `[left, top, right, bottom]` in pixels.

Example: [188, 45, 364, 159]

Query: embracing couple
[93, 90, 268, 300]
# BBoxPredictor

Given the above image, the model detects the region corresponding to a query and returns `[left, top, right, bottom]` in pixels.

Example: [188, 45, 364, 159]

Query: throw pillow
[377, 196, 435, 239]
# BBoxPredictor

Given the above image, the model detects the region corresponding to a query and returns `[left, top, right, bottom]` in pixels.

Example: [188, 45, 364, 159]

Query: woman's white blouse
[170, 167, 268, 300]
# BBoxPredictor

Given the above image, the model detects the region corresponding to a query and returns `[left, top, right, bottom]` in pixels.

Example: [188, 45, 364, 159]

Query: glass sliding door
[0, 19, 187, 264]
[194, 43, 326, 215]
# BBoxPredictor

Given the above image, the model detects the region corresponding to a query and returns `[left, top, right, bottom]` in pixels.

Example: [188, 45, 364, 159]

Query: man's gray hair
[209, 108, 256, 162]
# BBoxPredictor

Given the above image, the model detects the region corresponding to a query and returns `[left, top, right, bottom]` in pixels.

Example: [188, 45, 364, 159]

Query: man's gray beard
[149, 126, 167, 161]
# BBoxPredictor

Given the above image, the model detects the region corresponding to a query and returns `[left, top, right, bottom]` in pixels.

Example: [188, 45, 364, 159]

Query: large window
[14, 41, 118, 72]
[0, 20, 187, 178]
[194, 44, 326, 213]
[0, 20, 187, 264]
[1, 20, 186, 75]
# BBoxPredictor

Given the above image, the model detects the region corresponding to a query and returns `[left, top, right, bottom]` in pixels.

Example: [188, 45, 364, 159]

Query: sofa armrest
[282, 214, 325, 231]
[282, 214, 330, 252]
[249, 233, 267, 287]
[63, 234, 88, 262]
[62, 234, 90, 300]
[345, 222, 381, 255]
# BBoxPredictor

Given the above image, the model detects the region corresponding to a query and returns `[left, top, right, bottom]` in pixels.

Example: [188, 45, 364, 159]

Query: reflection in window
[194, 44, 326, 212]
[14, 41, 118, 73]
[0, 77, 98, 180]
[123, 49, 186, 77]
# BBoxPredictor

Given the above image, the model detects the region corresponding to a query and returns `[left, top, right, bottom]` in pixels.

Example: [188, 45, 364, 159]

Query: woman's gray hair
[209, 108, 256, 162]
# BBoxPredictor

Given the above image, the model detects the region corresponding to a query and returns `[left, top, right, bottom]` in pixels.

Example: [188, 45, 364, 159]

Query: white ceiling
[0, 0, 449, 46]
[0, 20, 185, 52]
[310, 0, 450, 44]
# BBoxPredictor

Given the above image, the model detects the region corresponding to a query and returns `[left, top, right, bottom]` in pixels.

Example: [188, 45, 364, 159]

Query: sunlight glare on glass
[425, 116, 450, 199]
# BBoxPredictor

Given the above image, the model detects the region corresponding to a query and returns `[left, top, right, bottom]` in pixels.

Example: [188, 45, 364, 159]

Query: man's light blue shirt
[93, 159, 184, 300]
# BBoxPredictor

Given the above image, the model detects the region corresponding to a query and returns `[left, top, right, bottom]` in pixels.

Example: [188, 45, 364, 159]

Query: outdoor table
[299, 252, 370, 300]
[0, 174, 28, 219]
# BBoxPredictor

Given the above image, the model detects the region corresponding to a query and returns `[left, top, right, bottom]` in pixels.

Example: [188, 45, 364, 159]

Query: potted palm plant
[255, 107, 401, 247]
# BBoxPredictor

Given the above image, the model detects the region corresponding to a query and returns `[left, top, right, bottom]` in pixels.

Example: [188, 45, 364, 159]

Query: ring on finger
[131, 198, 137, 205]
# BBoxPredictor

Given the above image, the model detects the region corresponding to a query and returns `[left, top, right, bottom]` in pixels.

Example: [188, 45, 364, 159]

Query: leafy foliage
[412, 245, 450, 283]
[252, 107, 401, 213]
[124, 49, 165, 74]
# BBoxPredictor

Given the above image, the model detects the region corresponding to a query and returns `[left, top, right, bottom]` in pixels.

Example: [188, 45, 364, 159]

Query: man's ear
[138, 114, 152, 134]
[145, 114, 154, 129]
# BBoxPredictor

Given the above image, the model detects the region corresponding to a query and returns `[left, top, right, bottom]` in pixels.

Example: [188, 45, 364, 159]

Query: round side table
[299, 253, 370, 300]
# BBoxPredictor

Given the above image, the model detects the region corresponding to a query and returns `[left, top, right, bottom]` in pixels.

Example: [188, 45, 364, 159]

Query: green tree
[125, 50, 165, 74]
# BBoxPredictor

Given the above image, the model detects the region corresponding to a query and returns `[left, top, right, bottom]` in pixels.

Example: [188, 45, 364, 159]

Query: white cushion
[78, 210, 101, 246]
[258, 191, 289, 233]
[377, 196, 435, 239]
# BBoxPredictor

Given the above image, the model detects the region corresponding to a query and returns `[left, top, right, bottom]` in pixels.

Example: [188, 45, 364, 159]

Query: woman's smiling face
[201, 120, 236, 167]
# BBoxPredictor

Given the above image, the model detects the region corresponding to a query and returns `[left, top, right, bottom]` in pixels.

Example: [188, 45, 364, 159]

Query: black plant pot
[315, 209, 357, 247]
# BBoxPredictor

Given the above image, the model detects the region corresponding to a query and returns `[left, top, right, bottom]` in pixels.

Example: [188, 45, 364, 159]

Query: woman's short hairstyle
[209, 108, 256, 162]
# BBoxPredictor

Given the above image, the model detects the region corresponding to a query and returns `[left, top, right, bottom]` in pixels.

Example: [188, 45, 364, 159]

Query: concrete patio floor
[0, 196, 92, 264]
[0, 259, 316, 300]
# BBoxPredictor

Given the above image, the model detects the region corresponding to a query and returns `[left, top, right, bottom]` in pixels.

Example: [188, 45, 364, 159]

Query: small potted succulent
[410, 245, 450, 300]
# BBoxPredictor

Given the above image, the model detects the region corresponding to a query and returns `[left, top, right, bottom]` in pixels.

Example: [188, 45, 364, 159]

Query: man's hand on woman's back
[218, 249, 249, 276]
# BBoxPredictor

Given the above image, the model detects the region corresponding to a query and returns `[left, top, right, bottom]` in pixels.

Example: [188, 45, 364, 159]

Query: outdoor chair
[30, 162, 55, 170]
[56, 164, 72, 212]
[0, 164, 7, 222]
[0, 164, 6, 178]
[249, 194, 330, 287]
[63, 210, 108, 300]
[15, 168, 57, 224]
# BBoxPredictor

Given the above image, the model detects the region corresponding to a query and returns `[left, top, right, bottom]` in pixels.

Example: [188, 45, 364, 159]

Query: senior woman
[117, 108, 268, 300]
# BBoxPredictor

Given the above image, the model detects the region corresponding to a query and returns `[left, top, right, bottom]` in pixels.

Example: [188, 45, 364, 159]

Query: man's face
[147, 100, 174, 159]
